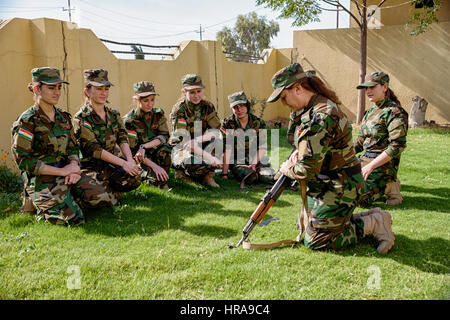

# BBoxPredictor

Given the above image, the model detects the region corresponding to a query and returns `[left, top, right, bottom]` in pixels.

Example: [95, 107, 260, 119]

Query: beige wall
[350, 0, 450, 28]
[0, 17, 292, 170]
[2, 16, 448, 171]
[293, 21, 450, 124]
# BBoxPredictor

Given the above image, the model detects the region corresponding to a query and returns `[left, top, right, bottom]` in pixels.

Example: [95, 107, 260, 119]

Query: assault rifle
[228, 175, 297, 249]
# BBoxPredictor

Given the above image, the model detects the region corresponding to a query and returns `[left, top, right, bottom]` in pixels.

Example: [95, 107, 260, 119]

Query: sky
[0, 0, 351, 59]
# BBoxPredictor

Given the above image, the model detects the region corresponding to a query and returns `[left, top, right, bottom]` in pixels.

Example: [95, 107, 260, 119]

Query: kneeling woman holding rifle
[266, 63, 395, 254]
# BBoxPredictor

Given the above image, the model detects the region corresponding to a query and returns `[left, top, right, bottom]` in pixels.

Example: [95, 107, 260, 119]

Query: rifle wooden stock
[250, 199, 275, 223]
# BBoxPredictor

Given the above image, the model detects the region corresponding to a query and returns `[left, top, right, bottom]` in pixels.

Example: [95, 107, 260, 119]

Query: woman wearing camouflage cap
[269, 63, 395, 254]
[221, 91, 275, 185]
[355, 71, 408, 207]
[73, 69, 141, 203]
[11, 67, 114, 226]
[123, 81, 171, 190]
[169, 74, 222, 188]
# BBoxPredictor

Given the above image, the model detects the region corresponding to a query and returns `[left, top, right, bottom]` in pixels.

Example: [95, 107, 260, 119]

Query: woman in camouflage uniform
[221, 91, 275, 185]
[355, 72, 408, 207]
[123, 81, 171, 190]
[11, 67, 114, 226]
[73, 69, 141, 203]
[169, 74, 222, 188]
[270, 63, 395, 254]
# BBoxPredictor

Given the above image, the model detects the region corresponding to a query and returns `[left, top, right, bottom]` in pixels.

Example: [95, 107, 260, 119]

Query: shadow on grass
[402, 184, 450, 197]
[329, 234, 450, 275]
[400, 184, 450, 213]
[388, 235, 450, 275]
[78, 180, 280, 238]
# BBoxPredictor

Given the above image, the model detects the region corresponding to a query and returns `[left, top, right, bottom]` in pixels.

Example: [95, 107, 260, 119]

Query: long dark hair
[386, 88, 401, 106]
[296, 76, 342, 105]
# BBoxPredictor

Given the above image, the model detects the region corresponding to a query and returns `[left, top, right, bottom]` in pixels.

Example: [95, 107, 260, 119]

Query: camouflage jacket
[169, 98, 221, 144]
[73, 104, 129, 168]
[287, 110, 303, 148]
[221, 113, 267, 164]
[11, 105, 79, 176]
[355, 98, 408, 158]
[123, 107, 169, 154]
[285, 95, 360, 182]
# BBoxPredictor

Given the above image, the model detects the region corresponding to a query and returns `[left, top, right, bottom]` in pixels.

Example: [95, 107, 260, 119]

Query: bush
[0, 165, 23, 193]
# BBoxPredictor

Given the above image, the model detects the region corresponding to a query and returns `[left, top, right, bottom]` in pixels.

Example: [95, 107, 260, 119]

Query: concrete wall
[350, 0, 450, 28]
[0, 17, 293, 169]
[2, 16, 448, 171]
[293, 21, 450, 124]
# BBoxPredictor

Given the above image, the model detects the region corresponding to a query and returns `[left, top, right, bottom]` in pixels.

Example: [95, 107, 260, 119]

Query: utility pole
[63, 0, 74, 23]
[336, 6, 339, 29]
[196, 24, 205, 41]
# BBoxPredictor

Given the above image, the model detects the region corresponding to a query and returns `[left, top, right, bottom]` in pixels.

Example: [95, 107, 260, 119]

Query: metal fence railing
[99, 38, 180, 59]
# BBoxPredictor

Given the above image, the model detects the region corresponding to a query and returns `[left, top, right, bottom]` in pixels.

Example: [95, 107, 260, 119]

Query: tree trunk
[409, 96, 428, 128]
[356, 1, 368, 124]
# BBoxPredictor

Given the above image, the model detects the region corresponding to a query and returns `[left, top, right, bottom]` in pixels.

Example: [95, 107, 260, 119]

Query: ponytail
[297, 76, 342, 105]
[386, 88, 401, 106]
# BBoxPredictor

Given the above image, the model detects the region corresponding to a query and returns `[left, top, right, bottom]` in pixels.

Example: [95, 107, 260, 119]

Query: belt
[363, 151, 381, 159]
[317, 163, 361, 180]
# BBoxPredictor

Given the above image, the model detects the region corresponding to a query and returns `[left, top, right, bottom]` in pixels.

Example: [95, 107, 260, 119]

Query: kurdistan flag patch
[83, 121, 93, 130]
[18, 127, 33, 141]
[127, 130, 137, 138]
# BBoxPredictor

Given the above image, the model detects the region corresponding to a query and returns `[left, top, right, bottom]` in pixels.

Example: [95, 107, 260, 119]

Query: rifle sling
[243, 180, 309, 250]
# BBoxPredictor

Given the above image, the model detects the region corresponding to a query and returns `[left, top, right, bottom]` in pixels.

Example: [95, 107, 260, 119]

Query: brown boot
[355, 207, 395, 254]
[20, 191, 37, 215]
[175, 169, 194, 184]
[385, 179, 403, 206]
[203, 172, 220, 188]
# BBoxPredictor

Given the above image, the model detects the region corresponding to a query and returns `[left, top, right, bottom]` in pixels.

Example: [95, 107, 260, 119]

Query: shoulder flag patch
[127, 130, 137, 138]
[18, 127, 33, 141]
[290, 112, 294, 121]
[83, 121, 93, 130]
[177, 119, 187, 126]
[220, 126, 227, 135]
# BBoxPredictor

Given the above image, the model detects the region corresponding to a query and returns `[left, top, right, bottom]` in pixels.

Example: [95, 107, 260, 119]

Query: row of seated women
[11, 67, 274, 226]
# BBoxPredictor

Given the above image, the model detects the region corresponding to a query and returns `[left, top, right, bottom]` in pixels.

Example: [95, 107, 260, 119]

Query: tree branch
[328, 0, 362, 28]
[368, 0, 387, 19]
[351, 0, 363, 18]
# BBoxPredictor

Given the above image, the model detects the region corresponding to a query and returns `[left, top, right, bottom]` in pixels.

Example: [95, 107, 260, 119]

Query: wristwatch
[139, 144, 146, 150]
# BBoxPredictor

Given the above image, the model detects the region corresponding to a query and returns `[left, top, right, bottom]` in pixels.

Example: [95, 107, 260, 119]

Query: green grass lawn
[0, 128, 449, 300]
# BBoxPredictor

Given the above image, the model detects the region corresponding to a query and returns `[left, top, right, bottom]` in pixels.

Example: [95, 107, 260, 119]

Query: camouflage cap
[133, 81, 159, 97]
[84, 69, 114, 87]
[228, 91, 249, 108]
[181, 74, 205, 90]
[267, 63, 316, 103]
[356, 71, 390, 89]
[31, 67, 69, 85]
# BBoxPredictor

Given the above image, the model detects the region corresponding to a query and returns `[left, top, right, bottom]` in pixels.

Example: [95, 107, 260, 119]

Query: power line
[79, 8, 183, 34]
[77, 0, 198, 27]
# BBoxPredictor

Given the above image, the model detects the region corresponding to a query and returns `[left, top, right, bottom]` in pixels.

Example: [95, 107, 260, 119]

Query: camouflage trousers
[357, 156, 395, 208]
[24, 173, 113, 226]
[230, 163, 275, 185]
[303, 172, 365, 250]
[172, 147, 215, 180]
[82, 163, 141, 203]
[141, 144, 172, 186]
